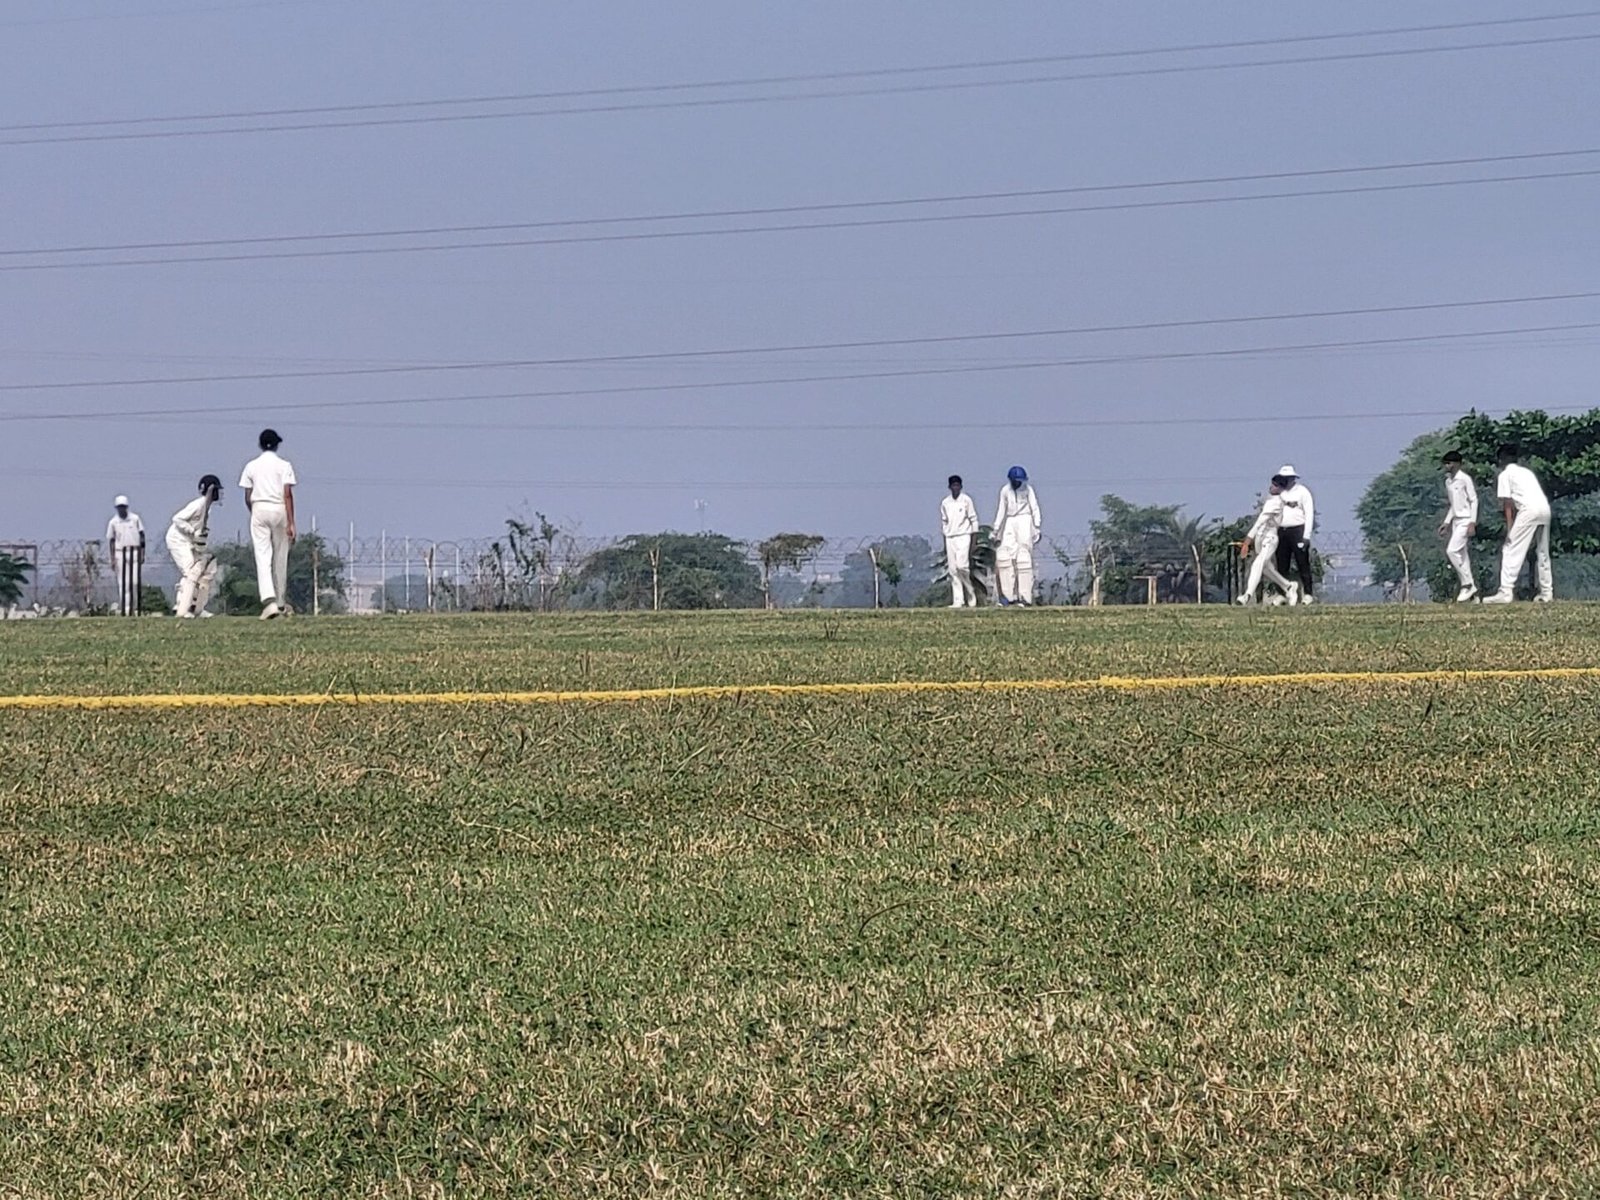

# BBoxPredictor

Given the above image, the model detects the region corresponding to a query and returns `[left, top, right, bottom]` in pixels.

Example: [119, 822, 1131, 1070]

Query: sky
[3, 0, 1598, 548]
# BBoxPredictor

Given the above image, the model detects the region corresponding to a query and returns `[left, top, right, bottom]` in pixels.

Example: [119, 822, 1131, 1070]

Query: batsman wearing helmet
[167, 474, 223, 618]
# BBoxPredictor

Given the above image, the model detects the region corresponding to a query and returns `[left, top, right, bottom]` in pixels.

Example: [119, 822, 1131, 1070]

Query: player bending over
[167, 474, 222, 618]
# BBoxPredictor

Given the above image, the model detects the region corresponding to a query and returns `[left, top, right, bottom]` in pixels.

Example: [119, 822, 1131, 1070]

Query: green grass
[4, 609, 1600, 1196]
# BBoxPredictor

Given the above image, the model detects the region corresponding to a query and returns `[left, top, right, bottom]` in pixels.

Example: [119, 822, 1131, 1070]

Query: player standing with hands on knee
[1437, 450, 1479, 602]
[167, 474, 223, 618]
[240, 429, 297, 619]
[1274, 465, 1316, 604]
[1482, 443, 1553, 604]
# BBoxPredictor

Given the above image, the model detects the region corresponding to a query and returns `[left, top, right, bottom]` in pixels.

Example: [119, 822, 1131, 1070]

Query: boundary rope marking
[3, 666, 1600, 710]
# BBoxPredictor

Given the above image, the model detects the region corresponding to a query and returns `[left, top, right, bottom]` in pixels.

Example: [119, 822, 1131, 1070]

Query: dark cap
[198, 473, 222, 492]
[1497, 442, 1520, 461]
[259, 428, 282, 450]
[1442, 450, 1463, 464]
[948, 474, 962, 486]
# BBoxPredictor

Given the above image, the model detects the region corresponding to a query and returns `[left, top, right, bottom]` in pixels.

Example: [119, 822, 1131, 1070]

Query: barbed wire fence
[5, 529, 1377, 612]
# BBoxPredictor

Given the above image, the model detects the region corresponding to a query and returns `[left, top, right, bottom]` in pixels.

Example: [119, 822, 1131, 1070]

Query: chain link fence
[4, 530, 1374, 613]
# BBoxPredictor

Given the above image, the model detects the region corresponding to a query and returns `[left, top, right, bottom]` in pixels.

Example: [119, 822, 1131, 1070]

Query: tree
[213, 532, 347, 614]
[838, 536, 935, 608]
[573, 533, 761, 610]
[924, 526, 998, 605]
[1074, 496, 1220, 603]
[0, 552, 31, 608]
[756, 533, 825, 609]
[1358, 410, 1600, 600]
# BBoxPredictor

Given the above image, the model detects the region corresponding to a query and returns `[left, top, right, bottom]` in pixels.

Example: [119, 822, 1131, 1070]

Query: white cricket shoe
[1456, 584, 1479, 603]
[1480, 592, 1513, 604]
[261, 602, 282, 620]
[1285, 583, 1301, 606]
[1235, 594, 1253, 606]
[1300, 593, 1316, 605]
[1535, 594, 1554, 603]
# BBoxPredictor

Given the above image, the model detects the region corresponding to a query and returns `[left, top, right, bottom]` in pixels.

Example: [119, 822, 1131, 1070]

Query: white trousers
[995, 539, 1035, 603]
[1445, 520, 1474, 587]
[166, 529, 217, 616]
[1498, 508, 1553, 599]
[945, 534, 976, 606]
[1244, 531, 1294, 600]
[250, 502, 291, 606]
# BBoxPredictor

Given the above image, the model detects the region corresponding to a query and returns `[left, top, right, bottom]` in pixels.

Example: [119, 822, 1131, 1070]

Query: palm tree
[0, 552, 31, 608]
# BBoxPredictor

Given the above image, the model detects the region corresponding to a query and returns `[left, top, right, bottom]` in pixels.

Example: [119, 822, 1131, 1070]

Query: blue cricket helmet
[1007, 465, 1028, 482]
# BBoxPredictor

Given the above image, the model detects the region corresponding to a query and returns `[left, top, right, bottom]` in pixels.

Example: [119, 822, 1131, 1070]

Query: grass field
[4, 607, 1600, 1197]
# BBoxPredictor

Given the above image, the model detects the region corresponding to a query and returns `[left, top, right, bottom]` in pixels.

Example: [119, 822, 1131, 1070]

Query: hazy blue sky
[3, 0, 1597, 546]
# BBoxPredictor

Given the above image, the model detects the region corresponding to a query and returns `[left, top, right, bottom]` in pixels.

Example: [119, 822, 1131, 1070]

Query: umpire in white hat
[1273, 465, 1316, 603]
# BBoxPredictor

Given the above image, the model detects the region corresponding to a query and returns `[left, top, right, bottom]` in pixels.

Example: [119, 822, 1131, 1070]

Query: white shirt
[106, 513, 144, 549]
[1496, 463, 1550, 515]
[1278, 482, 1314, 538]
[940, 493, 979, 539]
[1445, 471, 1479, 523]
[240, 450, 297, 505]
[168, 496, 213, 547]
[1247, 494, 1283, 543]
[993, 483, 1042, 546]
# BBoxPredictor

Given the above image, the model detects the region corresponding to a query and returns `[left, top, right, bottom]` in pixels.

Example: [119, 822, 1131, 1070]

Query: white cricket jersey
[993, 484, 1042, 545]
[1496, 463, 1550, 515]
[168, 496, 212, 547]
[1278, 482, 1314, 537]
[1247, 494, 1284, 543]
[1445, 472, 1479, 523]
[240, 450, 297, 505]
[106, 513, 144, 549]
[940, 493, 979, 539]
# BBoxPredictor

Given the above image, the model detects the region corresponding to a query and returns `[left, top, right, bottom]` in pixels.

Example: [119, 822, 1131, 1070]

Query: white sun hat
[114, 495, 130, 506]
[1277, 465, 1298, 478]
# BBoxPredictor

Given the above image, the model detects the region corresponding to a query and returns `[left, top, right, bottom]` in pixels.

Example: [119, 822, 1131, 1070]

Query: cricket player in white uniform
[992, 465, 1042, 606]
[106, 496, 146, 616]
[940, 474, 980, 607]
[166, 474, 222, 618]
[239, 428, 297, 619]
[1437, 450, 1479, 602]
[1236, 475, 1300, 605]
[1483, 443, 1553, 604]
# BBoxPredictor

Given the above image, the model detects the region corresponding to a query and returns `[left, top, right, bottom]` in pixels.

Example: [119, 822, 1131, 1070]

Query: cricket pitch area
[4, 606, 1600, 1197]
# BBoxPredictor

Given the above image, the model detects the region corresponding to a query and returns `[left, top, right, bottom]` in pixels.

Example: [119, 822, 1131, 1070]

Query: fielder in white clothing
[1236, 475, 1299, 605]
[106, 495, 146, 616]
[239, 428, 298, 619]
[1436, 450, 1479, 602]
[1483, 443, 1553, 604]
[992, 465, 1042, 606]
[940, 474, 981, 607]
[166, 474, 222, 618]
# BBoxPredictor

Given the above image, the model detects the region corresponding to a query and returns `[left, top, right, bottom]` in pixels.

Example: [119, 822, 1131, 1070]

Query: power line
[7, 165, 1597, 273]
[105, 402, 1600, 436]
[5, 320, 1598, 424]
[9, 148, 1598, 260]
[4, 290, 1596, 393]
[7, 10, 1597, 130]
[0, 466, 1385, 492]
[7, 30, 1600, 147]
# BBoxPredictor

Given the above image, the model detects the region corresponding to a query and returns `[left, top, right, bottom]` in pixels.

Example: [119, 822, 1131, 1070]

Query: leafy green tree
[839, 537, 934, 608]
[0, 551, 31, 608]
[756, 533, 825, 609]
[1075, 496, 1220, 603]
[574, 533, 761, 610]
[1359, 410, 1600, 599]
[925, 526, 998, 605]
[213, 532, 347, 614]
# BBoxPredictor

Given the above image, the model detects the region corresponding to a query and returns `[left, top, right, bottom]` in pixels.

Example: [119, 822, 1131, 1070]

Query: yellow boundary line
[3, 666, 1600, 711]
